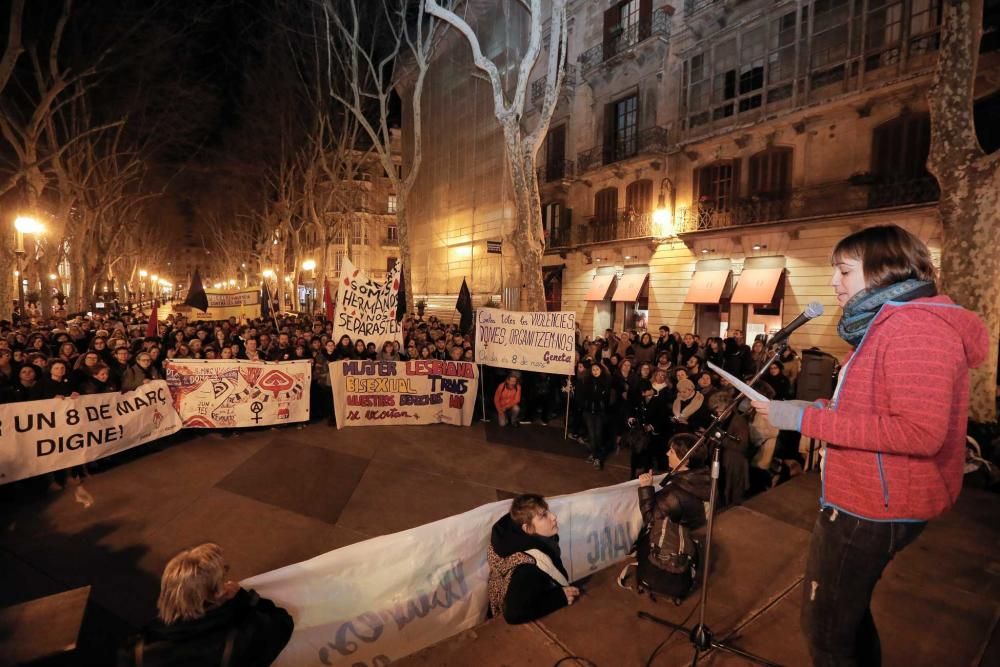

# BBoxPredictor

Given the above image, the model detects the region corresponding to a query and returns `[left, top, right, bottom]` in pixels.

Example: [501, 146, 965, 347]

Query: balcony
[530, 64, 577, 102]
[576, 126, 669, 173]
[576, 210, 655, 245]
[677, 176, 940, 233]
[545, 225, 574, 250]
[578, 8, 672, 72]
[537, 159, 576, 184]
[383, 236, 399, 246]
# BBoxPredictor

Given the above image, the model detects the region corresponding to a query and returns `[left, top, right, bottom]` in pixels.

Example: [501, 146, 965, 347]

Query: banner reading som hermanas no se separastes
[474, 308, 576, 376]
[330, 359, 478, 428]
[164, 359, 312, 428]
[0, 380, 183, 485]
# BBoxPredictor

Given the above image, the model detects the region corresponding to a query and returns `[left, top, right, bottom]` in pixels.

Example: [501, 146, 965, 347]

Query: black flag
[456, 277, 473, 334]
[184, 268, 209, 312]
[261, 280, 272, 320]
[396, 268, 406, 322]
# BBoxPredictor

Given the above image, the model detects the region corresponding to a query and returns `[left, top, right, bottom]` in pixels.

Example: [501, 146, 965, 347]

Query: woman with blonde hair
[119, 542, 293, 667]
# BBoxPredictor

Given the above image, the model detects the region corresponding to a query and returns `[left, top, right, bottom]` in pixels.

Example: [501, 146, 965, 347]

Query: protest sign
[333, 258, 403, 348]
[173, 288, 261, 321]
[243, 475, 648, 667]
[164, 359, 311, 428]
[0, 381, 183, 485]
[475, 307, 576, 375]
[331, 359, 478, 428]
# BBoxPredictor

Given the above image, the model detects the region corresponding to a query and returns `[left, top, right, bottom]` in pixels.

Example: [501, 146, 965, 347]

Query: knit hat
[676, 379, 695, 394]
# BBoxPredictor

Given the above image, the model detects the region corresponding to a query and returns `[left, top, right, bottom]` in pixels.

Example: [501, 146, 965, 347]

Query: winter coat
[121, 364, 163, 393]
[578, 376, 614, 415]
[117, 588, 293, 667]
[801, 295, 988, 521]
[487, 514, 569, 624]
[494, 383, 522, 412]
[632, 341, 657, 365]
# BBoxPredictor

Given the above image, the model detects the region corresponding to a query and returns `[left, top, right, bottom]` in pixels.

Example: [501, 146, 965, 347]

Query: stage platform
[397, 474, 1000, 667]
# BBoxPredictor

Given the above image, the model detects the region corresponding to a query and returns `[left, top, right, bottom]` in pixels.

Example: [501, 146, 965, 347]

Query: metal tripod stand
[638, 346, 786, 666]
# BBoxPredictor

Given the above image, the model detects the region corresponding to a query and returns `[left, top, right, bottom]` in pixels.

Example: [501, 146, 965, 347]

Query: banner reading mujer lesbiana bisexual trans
[330, 359, 479, 428]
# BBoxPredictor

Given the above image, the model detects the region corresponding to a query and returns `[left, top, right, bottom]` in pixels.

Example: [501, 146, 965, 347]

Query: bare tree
[927, 0, 1000, 424]
[323, 0, 442, 313]
[425, 0, 567, 312]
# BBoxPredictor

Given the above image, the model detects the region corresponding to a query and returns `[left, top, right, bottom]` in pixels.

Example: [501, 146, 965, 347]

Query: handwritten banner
[173, 288, 261, 321]
[243, 476, 648, 666]
[164, 359, 312, 428]
[331, 360, 478, 428]
[0, 381, 183, 485]
[475, 307, 576, 375]
[333, 258, 403, 349]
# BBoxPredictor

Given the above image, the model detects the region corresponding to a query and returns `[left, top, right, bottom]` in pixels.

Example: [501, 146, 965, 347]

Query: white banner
[331, 360, 478, 428]
[164, 359, 312, 428]
[173, 288, 261, 321]
[0, 381, 183, 485]
[244, 477, 646, 667]
[475, 308, 576, 375]
[333, 258, 403, 349]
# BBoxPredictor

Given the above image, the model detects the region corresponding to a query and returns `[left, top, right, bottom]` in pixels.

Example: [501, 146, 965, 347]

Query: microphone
[766, 302, 824, 348]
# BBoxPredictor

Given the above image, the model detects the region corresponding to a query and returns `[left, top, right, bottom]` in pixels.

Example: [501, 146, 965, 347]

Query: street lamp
[652, 177, 676, 237]
[302, 259, 316, 313]
[13, 216, 45, 320]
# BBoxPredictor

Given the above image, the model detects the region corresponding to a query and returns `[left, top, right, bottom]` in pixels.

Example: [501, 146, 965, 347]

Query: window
[387, 195, 397, 214]
[908, 0, 942, 55]
[386, 224, 398, 242]
[351, 220, 367, 245]
[683, 53, 710, 128]
[335, 250, 346, 273]
[395, 164, 403, 180]
[694, 161, 740, 211]
[738, 26, 765, 113]
[748, 148, 792, 195]
[543, 202, 563, 244]
[625, 179, 653, 214]
[594, 188, 618, 225]
[810, 0, 855, 89]
[603, 0, 652, 59]
[871, 113, 930, 181]
[545, 124, 567, 181]
[612, 95, 638, 161]
[712, 38, 737, 120]
[333, 224, 345, 243]
[865, 0, 903, 71]
[386, 257, 397, 272]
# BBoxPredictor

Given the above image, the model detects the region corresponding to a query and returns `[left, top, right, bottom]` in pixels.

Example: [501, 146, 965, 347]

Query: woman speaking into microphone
[752, 224, 988, 666]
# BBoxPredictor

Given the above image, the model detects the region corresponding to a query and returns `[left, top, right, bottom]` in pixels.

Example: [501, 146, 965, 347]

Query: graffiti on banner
[243, 475, 649, 667]
[475, 307, 576, 375]
[164, 359, 311, 428]
[173, 288, 261, 322]
[331, 359, 478, 428]
[333, 258, 403, 348]
[0, 380, 183, 485]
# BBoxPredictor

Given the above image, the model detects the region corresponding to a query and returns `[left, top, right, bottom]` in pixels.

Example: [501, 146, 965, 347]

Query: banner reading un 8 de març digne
[475, 308, 575, 376]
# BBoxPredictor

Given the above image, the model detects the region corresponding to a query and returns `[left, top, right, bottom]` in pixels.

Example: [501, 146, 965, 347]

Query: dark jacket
[639, 467, 711, 529]
[121, 364, 163, 392]
[578, 375, 614, 415]
[39, 375, 75, 399]
[117, 588, 293, 667]
[487, 514, 568, 625]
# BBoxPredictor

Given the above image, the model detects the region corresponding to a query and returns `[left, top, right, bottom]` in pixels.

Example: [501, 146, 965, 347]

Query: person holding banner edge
[751, 225, 988, 667]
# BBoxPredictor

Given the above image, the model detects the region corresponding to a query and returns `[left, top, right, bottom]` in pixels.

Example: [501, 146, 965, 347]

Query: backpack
[635, 512, 700, 600]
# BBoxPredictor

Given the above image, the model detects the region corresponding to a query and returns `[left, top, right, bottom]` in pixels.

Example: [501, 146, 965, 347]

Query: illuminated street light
[228, 279, 237, 286]
[14, 216, 44, 235]
[262, 269, 275, 278]
[151, 274, 159, 282]
[302, 259, 316, 271]
[49, 273, 58, 280]
[139, 269, 148, 278]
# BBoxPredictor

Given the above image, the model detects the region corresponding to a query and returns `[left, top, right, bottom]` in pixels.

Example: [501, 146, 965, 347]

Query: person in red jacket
[753, 225, 988, 667]
[494, 373, 523, 427]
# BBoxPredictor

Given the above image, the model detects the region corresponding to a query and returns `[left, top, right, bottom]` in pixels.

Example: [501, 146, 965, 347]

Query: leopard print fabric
[487, 545, 536, 617]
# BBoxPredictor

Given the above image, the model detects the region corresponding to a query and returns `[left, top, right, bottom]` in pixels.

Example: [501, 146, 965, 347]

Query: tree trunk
[396, 205, 416, 314]
[502, 121, 546, 312]
[927, 0, 1000, 424]
[0, 231, 14, 321]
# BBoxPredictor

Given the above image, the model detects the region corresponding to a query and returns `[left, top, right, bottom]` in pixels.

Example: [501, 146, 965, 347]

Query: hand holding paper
[707, 362, 770, 403]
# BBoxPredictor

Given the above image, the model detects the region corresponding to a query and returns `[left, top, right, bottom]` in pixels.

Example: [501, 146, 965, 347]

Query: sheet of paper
[707, 361, 770, 403]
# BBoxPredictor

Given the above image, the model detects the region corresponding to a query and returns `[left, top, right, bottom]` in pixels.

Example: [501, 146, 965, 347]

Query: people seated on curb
[635, 434, 711, 601]
[488, 494, 580, 624]
[118, 542, 293, 667]
[493, 372, 522, 427]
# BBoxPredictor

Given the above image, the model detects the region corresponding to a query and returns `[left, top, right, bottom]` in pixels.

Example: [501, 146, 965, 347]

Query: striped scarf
[837, 279, 937, 347]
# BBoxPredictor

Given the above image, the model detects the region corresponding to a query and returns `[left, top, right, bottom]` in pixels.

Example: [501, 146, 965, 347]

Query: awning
[685, 269, 731, 304]
[584, 274, 616, 301]
[731, 268, 785, 304]
[612, 272, 649, 302]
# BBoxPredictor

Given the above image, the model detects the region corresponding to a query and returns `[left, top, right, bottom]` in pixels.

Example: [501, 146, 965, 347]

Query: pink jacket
[801, 296, 988, 521]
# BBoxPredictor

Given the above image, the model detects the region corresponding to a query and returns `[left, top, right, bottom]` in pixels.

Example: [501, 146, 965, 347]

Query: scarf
[837, 279, 937, 346]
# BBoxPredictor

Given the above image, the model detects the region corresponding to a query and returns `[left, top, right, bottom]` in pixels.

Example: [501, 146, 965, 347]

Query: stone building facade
[405, 0, 1000, 358]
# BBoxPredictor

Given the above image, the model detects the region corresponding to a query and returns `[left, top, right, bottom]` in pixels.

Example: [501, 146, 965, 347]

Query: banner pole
[479, 364, 487, 422]
[563, 375, 571, 440]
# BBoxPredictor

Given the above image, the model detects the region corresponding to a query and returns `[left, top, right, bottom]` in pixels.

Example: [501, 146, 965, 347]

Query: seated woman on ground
[488, 494, 579, 624]
[119, 542, 293, 667]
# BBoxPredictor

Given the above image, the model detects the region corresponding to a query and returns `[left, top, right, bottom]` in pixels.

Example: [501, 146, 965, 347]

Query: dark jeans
[801, 506, 926, 667]
[582, 413, 607, 459]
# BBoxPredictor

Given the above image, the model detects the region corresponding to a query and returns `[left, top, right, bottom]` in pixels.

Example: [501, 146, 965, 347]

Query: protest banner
[331, 359, 478, 428]
[0, 381, 183, 485]
[164, 359, 311, 428]
[173, 288, 261, 321]
[475, 307, 576, 375]
[333, 258, 403, 349]
[243, 475, 649, 667]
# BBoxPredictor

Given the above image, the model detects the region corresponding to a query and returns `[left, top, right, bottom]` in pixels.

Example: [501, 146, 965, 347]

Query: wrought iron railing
[683, 0, 722, 16]
[579, 8, 672, 71]
[576, 210, 655, 245]
[530, 64, 577, 102]
[546, 225, 574, 249]
[677, 176, 940, 232]
[537, 159, 576, 183]
[383, 236, 399, 246]
[576, 126, 669, 173]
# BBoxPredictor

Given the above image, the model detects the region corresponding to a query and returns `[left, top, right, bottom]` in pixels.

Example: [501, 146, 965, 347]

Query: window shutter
[603, 6, 619, 58]
[603, 102, 616, 165]
[731, 159, 742, 203]
[639, 0, 653, 38]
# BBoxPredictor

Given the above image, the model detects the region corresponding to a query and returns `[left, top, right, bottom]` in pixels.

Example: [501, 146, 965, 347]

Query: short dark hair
[669, 433, 707, 468]
[510, 494, 548, 528]
[832, 224, 936, 290]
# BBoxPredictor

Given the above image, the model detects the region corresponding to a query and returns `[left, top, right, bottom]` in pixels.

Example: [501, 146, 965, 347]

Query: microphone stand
[638, 344, 786, 667]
